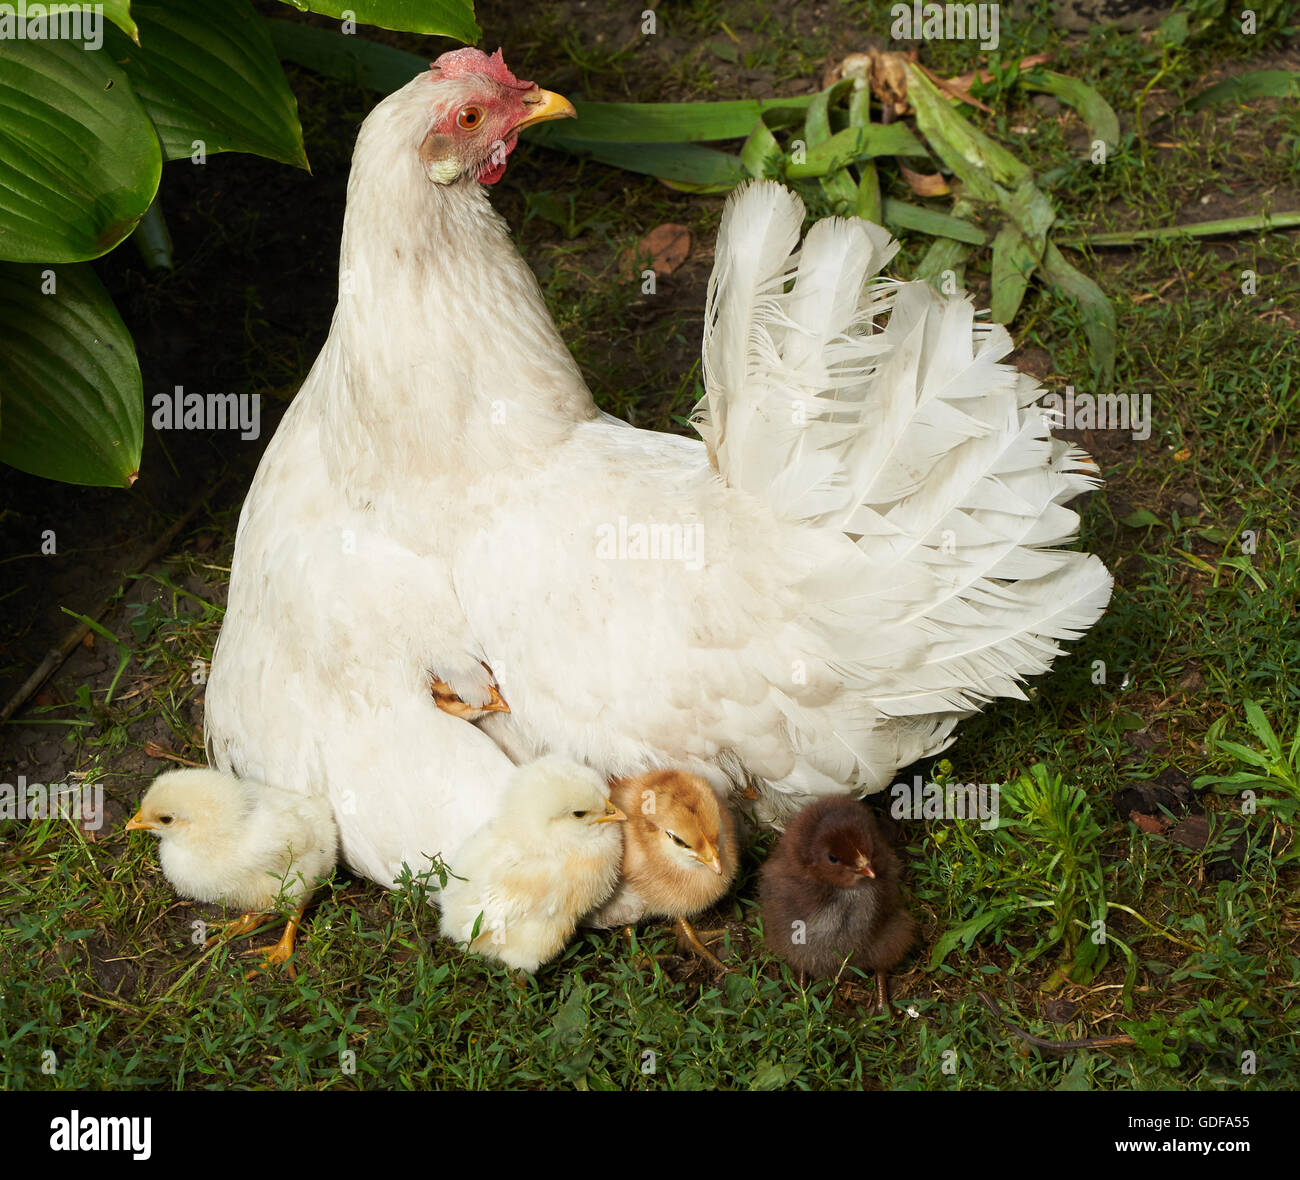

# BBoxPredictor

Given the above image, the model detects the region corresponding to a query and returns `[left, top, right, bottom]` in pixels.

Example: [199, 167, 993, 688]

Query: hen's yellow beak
[125, 811, 154, 832]
[515, 89, 576, 131]
[592, 800, 626, 824]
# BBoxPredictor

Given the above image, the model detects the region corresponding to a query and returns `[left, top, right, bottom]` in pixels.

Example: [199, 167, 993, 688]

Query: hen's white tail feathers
[695, 181, 1112, 817]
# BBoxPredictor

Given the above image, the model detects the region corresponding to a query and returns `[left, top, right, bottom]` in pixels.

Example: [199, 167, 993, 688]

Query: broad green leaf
[19, 2, 140, 41]
[741, 120, 781, 179]
[1119, 509, 1164, 529]
[0, 39, 161, 262]
[1024, 70, 1119, 150]
[1187, 69, 1300, 110]
[906, 63, 1031, 203]
[855, 163, 882, 223]
[914, 236, 972, 291]
[544, 140, 746, 188]
[785, 122, 928, 178]
[882, 199, 988, 245]
[275, 0, 478, 43]
[0, 263, 143, 487]
[269, 18, 427, 92]
[989, 230, 1040, 320]
[106, 1, 308, 169]
[1040, 241, 1116, 389]
[990, 181, 1053, 323]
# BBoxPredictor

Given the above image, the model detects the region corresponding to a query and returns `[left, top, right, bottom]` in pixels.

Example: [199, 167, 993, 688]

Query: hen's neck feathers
[309, 80, 596, 492]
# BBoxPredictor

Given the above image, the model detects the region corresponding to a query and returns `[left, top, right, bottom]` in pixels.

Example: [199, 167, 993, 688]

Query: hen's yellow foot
[430, 675, 509, 721]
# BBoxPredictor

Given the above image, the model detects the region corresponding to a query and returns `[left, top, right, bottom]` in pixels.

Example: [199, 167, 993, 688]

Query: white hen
[206, 55, 1111, 866]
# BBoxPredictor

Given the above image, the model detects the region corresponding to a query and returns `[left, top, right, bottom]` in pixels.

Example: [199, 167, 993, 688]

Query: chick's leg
[874, 969, 891, 1015]
[675, 916, 730, 973]
[202, 911, 266, 949]
[430, 666, 509, 721]
[243, 904, 307, 981]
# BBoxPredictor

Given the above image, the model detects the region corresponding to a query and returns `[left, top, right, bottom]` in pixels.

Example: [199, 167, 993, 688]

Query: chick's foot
[430, 673, 509, 721]
[674, 916, 730, 973]
[242, 909, 305, 981]
[202, 911, 266, 950]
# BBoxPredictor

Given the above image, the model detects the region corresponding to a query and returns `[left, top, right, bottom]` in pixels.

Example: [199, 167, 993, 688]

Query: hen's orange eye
[457, 106, 483, 130]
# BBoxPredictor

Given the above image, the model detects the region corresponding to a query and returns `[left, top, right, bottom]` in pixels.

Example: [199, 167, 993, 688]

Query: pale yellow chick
[127, 768, 338, 977]
[438, 756, 626, 974]
[586, 769, 739, 969]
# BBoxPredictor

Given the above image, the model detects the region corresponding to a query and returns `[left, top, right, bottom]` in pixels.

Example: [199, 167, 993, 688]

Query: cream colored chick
[438, 756, 626, 974]
[126, 768, 337, 977]
[586, 770, 739, 970]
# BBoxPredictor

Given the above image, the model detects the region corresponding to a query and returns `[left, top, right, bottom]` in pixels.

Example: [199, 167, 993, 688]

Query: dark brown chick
[758, 797, 913, 1011]
[586, 769, 738, 969]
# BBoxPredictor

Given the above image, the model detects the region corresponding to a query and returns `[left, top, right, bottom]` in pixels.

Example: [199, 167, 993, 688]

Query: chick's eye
[160, 815, 174, 825]
[572, 810, 587, 819]
[826, 853, 839, 864]
[457, 106, 483, 130]
[669, 833, 688, 848]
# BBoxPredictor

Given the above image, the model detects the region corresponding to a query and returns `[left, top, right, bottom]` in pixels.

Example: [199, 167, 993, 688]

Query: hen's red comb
[430, 47, 533, 91]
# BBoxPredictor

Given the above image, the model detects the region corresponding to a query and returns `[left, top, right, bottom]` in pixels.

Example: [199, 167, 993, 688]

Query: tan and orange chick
[587, 769, 739, 970]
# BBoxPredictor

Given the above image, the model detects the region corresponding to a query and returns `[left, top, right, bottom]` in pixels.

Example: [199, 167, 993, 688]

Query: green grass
[1, 0, 1298, 1090]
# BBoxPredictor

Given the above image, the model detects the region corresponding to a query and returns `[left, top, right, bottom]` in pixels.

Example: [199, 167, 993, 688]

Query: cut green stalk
[882, 199, 988, 245]
[1069, 211, 1300, 247]
[784, 122, 928, 178]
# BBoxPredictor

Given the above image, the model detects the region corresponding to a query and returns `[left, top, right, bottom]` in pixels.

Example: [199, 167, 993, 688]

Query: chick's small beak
[854, 854, 875, 879]
[701, 841, 723, 875]
[125, 811, 154, 832]
[593, 801, 627, 824]
[515, 88, 576, 131]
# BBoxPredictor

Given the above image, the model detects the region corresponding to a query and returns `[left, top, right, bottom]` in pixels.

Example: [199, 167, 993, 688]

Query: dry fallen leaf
[900, 165, 950, 197]
[623, 223, 691, 281]
[1130, 810, 1169, 835]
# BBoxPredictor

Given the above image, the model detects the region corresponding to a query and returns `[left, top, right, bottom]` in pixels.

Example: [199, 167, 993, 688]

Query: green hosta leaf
[0, 263, 143, 487]
[785, 122, 928, 178]
[0, 39, 161, 262]
[276, 0, 479, 43]
[269, 18, 427, 92]
[106, 1, 307, 169]
[15, 2, 140, 41]
[1040, 241, 1116, 389]
[1024, 70, 1119, 151]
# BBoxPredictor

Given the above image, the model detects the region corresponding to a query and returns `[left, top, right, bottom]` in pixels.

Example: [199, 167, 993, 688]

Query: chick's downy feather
[437, 756, 625, 972]
[129, 768, 337, 911]
[586, 770, 738, 928]
[758, 798, 913, 980]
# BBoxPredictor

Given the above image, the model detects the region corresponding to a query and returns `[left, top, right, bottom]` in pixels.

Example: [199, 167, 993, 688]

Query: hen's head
[412, 47, 574, 186]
